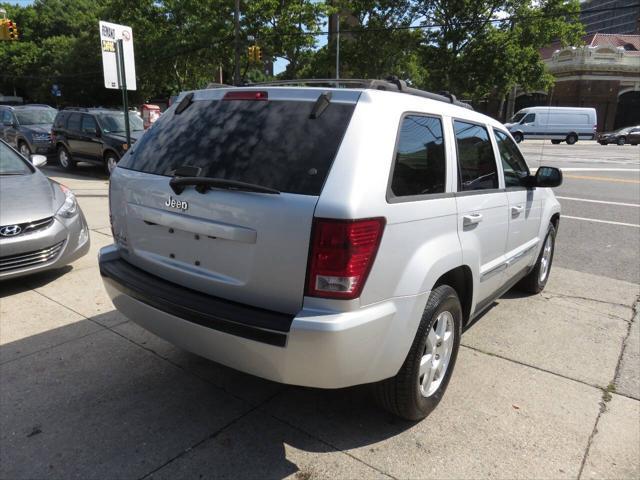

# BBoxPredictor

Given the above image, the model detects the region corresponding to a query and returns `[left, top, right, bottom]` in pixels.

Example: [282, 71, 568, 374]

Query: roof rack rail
[205, 82, 233, 89]
[18, 103, 55, 109]
[248, 77, 473, 110]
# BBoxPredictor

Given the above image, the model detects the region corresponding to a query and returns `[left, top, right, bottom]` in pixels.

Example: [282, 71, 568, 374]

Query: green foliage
[1, 0, 585, 109]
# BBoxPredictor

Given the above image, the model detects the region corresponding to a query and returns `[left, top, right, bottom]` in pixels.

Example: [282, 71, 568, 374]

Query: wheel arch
[433, 265, 473, 325]
[103, 148, 120, 161]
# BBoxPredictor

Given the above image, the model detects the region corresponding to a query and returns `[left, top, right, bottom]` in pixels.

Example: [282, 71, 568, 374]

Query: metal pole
[234, 0, 240, 86]
[335, 14, 340, 80]
[116, 39, 131, 148]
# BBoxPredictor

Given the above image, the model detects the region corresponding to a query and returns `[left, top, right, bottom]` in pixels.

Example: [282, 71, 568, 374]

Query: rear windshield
[118, 98, 356, 195]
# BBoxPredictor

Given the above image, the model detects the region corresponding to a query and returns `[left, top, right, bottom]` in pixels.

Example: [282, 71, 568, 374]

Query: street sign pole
[116, 39, 131, 148]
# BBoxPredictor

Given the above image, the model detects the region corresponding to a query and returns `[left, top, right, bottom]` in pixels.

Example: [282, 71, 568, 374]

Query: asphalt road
[520, 140, 640, 284]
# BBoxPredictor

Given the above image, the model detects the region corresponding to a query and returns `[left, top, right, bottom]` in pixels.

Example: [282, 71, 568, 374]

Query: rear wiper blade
[169, 176, 280, 195]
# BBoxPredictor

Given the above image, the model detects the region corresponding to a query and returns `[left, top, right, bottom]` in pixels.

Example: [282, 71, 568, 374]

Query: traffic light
[7, 20, 17, 40]
[0, 19, 18, 41]
[247, 45, 262, 63]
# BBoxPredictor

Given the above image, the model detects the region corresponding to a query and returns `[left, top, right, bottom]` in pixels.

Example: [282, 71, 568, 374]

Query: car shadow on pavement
[0, 312, 416, 479]
[41, 163, 109, 181]
[0, 266, 73, 298]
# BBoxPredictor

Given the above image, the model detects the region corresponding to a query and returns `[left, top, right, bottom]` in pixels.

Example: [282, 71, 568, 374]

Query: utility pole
[234, 0, 240, 86]
[335, 14, 340, 80]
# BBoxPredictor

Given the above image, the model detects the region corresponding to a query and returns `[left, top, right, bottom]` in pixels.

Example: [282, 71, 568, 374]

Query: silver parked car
[100, 80, 562, 420]
[0, 140, 90, 279]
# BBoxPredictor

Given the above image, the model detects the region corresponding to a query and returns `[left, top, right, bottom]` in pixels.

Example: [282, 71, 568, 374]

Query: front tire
[517, 223, 556, 294]
[57, 146, 75, 170]
[373, 285, 462, 420]
[566, 133, 578, 145]
[18, 141, 31, 158]
[551, 139, 561, 145]
[513, 132, 523, 143]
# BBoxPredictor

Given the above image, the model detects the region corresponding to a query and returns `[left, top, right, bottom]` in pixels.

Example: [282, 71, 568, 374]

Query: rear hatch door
[111, 88, 359, 314]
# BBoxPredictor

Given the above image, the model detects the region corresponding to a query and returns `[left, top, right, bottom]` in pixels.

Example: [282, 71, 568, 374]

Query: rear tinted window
[67, 113, 81, 132]
[119, 99, 356, 195]
[391, 115, 445, 197]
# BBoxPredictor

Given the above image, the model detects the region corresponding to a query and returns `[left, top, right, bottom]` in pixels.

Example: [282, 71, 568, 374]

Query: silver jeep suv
[100, 80, 562, 420]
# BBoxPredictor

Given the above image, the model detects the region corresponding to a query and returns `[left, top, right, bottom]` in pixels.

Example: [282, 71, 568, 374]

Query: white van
[505, 106, 597, 144]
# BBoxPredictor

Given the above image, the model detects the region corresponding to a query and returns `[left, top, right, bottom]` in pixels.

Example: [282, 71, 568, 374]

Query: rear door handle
[511, 205, 524, 216]
[463, 213, 483, 227]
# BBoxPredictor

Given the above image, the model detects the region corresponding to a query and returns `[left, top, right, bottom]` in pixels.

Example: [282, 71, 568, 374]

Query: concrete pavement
[0, 154, 638, 479]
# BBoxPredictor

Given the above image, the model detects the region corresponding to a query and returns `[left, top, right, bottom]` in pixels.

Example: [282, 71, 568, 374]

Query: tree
[414, 0, 584, 102]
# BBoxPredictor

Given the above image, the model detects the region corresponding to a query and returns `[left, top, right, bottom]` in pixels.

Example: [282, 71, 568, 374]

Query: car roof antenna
[309, 91, 332, 119]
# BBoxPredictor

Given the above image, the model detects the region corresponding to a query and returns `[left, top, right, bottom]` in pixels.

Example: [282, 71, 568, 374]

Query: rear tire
[565, 133, 578, 145]
[513, 132, 523, 143]
[617, 137, 626, 146]
[373, 285, 462, 421]
[57, 146, 75, 170]
[551, 140, 561, 145]
[517, 223, 556, 294]
[104, 152, 119, 175]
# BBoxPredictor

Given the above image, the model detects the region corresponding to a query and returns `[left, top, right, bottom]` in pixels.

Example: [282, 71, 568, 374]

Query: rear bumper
[100, 245, 427, 388]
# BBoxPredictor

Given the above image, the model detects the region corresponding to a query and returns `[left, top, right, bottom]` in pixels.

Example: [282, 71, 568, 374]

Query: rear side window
[494, 129, 529, 187]
[119, 99, 356, 196]
[67, 113, 81, 132]
[391, 115, 445, 197]
[454, 120, 498, 191]
[81, 115, 97, 134]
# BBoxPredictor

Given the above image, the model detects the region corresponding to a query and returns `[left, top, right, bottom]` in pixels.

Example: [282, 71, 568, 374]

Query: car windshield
[0, 142, 32, 175]
[14, 109, 57, 125]
[97, 113, 144, 133]
[509, 113, 526, 123]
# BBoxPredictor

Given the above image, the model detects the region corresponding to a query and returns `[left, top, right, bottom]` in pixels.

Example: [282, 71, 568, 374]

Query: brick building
[515, 34, 640, 131]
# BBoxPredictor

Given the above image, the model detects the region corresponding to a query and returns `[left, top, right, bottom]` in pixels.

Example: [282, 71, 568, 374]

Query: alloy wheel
[419, 311, 455, 397]
[106, 156, 118, 174]
[59, 149, 69, 168]
[539, 234, 554, 283]
[19, 143, 31, 157]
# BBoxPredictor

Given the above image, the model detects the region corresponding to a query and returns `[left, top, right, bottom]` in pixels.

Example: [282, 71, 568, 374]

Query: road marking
[563, 174, 640, 184]
[556, 196, 640, 208]
[530, 167, 640, 173]
[563, 215, 640, 228]
[558, 168, 640, 172]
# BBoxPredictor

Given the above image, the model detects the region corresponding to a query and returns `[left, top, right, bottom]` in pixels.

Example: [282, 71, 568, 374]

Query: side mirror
[31, 154, 48, 168]
[535, 166, 562, 188]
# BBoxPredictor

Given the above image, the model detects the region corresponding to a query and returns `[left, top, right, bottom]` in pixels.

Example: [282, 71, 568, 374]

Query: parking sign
[99, 21, 136, 90]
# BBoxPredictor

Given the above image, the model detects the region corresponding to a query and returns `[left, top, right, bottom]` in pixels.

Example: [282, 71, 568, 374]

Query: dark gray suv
[0, 105, 58, 157]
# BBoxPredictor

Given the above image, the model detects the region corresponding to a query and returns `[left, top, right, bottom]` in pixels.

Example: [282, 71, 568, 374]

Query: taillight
[223, 91, 268, 101]
[306, 217, 385, 300]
